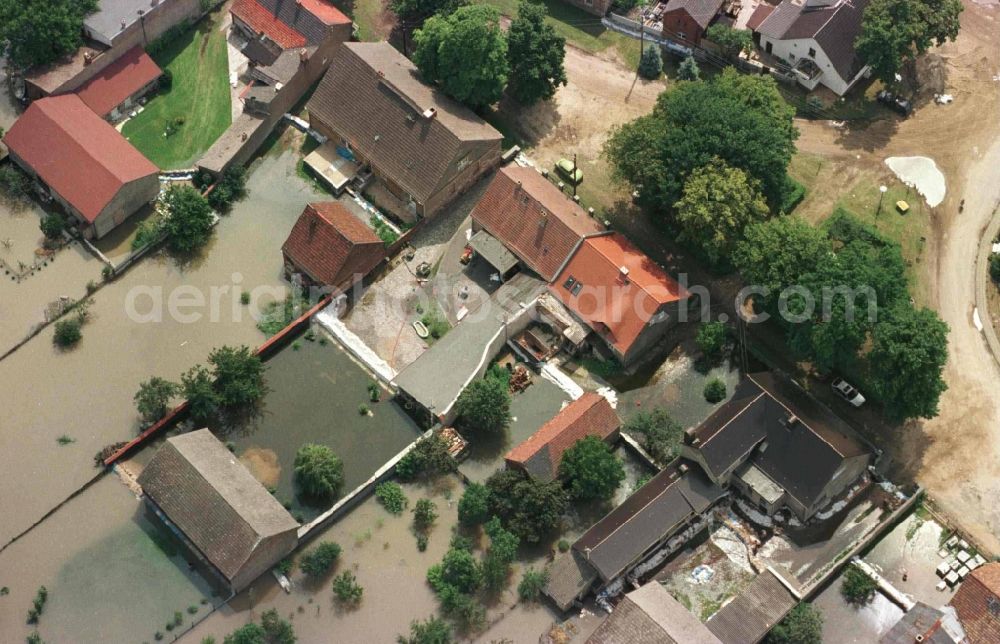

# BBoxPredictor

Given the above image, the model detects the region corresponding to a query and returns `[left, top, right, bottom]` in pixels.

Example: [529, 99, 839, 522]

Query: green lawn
[122, 11, 232, 169]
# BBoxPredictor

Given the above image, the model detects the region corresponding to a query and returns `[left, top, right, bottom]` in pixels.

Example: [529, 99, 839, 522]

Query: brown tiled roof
[707, 569, 798, 643]
[574, 463, 724, 581]
[550, 233, 689, 356]
[471, 166, 605, 281]
[281, 202, 386, 287]
[662, 0, 726, 29]
[75, 46, 162, 117]
[3, 94, 158, 222]
[232, 0, 308, 48]
[950, 563, 1000, 643]
[544, 549, 600, 611]
[745, 3, 775, 31]
[757, 0, 870, 83]
[137, 429, 299, 583]
[589, 582, 722, 644]
[505, 392, 620, 482]
[307, 42, 502, 206]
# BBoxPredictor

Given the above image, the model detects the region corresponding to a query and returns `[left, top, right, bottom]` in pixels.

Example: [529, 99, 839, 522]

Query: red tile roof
[550, 233, 689, 357]
[296, 0, 351, 24]
[232, 0, 308, 49]
[281, 202, 386, 288]
[471, 166, 605, 281]
[75, 47, 162, 117]
[505, 393, 620, 482]
[950, 563, 1000, 643]
[745, 3, 774, 31]
[2, 95, 159, 223]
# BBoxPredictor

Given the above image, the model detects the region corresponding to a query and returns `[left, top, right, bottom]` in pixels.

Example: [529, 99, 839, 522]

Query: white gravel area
[885, 156, 947, 207]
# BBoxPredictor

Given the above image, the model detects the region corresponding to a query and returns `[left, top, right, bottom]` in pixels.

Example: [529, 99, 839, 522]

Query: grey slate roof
[544, 550, 600, 611]
[589, 582, 722, 644]
[706, 569, 798, 644]
[756, 0, 871, 83]
[573, 464, 724, 581]
[137, 429, 299, 582]
[84, 0, 163, 43]
[307, 42, 502, 205]
[662, 0, 726, 30]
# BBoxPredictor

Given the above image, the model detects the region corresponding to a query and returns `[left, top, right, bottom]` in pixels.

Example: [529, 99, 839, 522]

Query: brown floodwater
[0, 149, 328, 546]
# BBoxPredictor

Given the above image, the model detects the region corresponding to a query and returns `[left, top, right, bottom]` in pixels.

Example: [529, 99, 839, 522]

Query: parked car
[877, 90, 913, 117]
[832, 378, 866, 407]
[555, 158, 583, 184]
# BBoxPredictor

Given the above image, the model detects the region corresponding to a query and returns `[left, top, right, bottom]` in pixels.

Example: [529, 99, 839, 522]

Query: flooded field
[0, 475, 220, 644]
[0, 149, 328, 546]
[812, 575, 905, 643]
[215, 329, 422, 522]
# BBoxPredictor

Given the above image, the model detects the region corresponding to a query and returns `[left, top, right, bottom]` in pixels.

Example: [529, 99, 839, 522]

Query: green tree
[604, 68, 798, 212]
[481, 516, 520, 592]
[455, 376, 512, 434]
[840, 563, 877, 604]
[733, 217, 831, 303]
[332, 571, 364, 604]
[0, 165, 31, 203]
[208, 345, 267, 408]
[457, 482, 491, 526]
[638, 44, 663, 80]
[39, 213, 66, 240]
[696, 321, 727, 359]
[767, 602, 823, 644]
[0, 0, 98, 69]
[207, 166, 248, 212]
[558, 435, 625, 502]
[299, 541, 342, 578]
[260, 609, 296, 644]
[856, 0, 963, 85]
[375, 481, 409, 514]
[485, 469, 567, 543]
[676, 54, 699, 81]
[674, 159, 770, 268]
[53, 317, 82, 347]
[391, 0, 467, 24]
[163, 185, 214, 253]
[622, 408, 683, 464]
[869, 304, 948, 420]
[181, 364, 220, 423]
[294, 444, 344, 499]
[134, 377, 180, 424]
[507, 0, 566, 105]
[438, 547, 482, 593]
[397, 616, 453, 644]
[517, 567, 548, 601]
[396, 432, 457, 480]
[413, 498, 439, 531]
[704, 378, 726, 403]
[223, 623, 266, 644]
[706, 24, 753, 58]
[413, 5, 508, 109]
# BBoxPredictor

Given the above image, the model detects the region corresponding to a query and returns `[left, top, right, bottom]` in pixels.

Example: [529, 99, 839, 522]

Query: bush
[622, 408, 683, 464]
[40, 213, 66, 240]
[163, 185, 214, 253]
[207, 166, 248, 212]
[704, 378, 727, 403]
[294, 444, 344, 499]
[134, 377, 179, 424]
[53, 317, 82, 347]
[696, 321, 727, 358]
[557, 539, 570, 553]
[457, 482, 490, 527]
[420, 304, 450, 340]
[159, 69, 173, 91]
[375, 481, 409, 515]
[397, 615, 452, 644]
[455, 377, 512, 434]
[558, 435, 625, 502]
[517, 567, 548, 602]
[779, 176, 807, 214]
[396, 433, 457, 481]
[990, 254, 1000, 283]
[371, 215, 400, 246]
[438, 547, 482, 593]
[332, 571, 364, 604]
[260, 608, 295, 644]
[677, 55, 700, 81]
[208, 345, 267, 409]
[767, 602, 823, 644]
[638, 44, 662, 80]
[413, 499, 438, 531]
[0, 165, 31, 202]
[840, 564, 877, 604]
[299, 541, 342, 578]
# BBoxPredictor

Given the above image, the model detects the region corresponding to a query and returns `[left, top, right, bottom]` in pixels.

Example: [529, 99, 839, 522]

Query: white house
[754, 0, 871, 96]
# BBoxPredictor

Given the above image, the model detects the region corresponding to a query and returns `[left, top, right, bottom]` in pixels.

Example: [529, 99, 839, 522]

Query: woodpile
[509, 365, 532, 393]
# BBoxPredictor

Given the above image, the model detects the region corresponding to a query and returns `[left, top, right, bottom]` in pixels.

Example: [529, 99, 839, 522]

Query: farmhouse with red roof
[505, 393, 620, 482]
[281, 203, 387, 291]
[74, 46, 163, 121]
[2, 95, 160, 240]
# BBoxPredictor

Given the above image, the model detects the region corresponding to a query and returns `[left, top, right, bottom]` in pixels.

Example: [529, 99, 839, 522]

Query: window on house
[571, 282, 583, 296]
[789, 52, 796, 60]
[765, 41, 773, 54]
[456, 155, 470, 171]
[808, 47, 816, 58]
[563, 276, 577, 290]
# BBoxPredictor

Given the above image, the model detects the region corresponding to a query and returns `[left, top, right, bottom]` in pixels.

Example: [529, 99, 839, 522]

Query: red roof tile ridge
[504, 393, 610, 463]
[583, 234, 688, 305]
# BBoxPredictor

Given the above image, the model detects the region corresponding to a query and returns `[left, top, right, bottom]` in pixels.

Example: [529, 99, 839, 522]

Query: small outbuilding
[74, 46, 162, 121]
[138, 429, 300, 594]
[589, 581, 722, 643]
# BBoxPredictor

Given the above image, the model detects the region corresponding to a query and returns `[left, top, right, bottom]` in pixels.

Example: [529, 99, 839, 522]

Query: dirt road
[795, 2, 1000, 552]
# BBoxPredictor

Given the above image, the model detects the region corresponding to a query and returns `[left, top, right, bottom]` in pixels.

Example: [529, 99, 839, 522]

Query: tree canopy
[294, 444, 344, 499]
[506, 0, 567, 105]
[856, 0, 963, 84]
[674, 158, 771, 268]
[706, 24, 753, 58]
[622, 408, 683, 465]
[0, 0, 98, 69]
[558, 435, 625, 502]
[604, 68, 798, 212]
[413, 5, 508, 109]
[767, 603, 823, 644]
[733, 216, 832, 303]
[391, 0, 467, 25]
[455, 375, 512, 434]
[485, 469, 567, 543]
[163, 185, 214, 253]
[457, 482, 491, 526]
[208, 345, 268, 409]
[397, 616, 453, 644]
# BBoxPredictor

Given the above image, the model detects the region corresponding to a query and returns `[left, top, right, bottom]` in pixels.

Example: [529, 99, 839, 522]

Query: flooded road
[0, 149, 328, 546]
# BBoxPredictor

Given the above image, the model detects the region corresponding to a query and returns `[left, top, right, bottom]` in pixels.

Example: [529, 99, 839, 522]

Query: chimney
[422, 107, 437, 120]
[299, 48, 309, 64]
[584, 547, 592, 561]
[679, 463, 689, 474]
[538, 212, 548, 229]
[121, 18, 127, 28]
[83, 52, 94, 65]
[619, 266, 629, 282]
[783, 415, 800, 429]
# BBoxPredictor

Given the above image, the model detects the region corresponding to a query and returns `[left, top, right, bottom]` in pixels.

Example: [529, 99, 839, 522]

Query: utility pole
[138, 9, 147, 47]
[572, 153, 578, 198]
